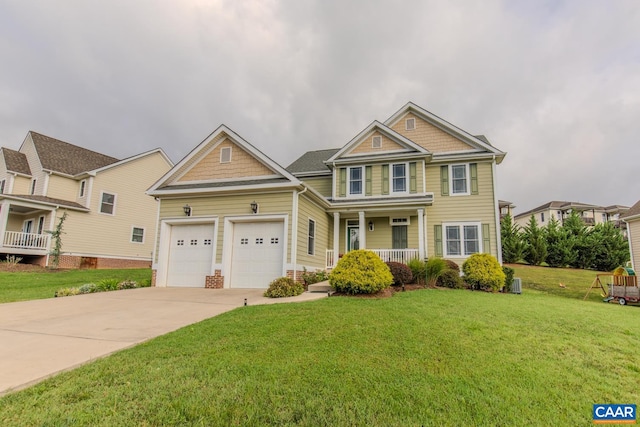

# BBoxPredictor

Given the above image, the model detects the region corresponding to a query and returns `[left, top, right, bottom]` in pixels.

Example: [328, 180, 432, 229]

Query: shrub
[55, 287, 80, 297]
[438, 269, 464, 289]
[118, 280, 139, 290]
[425, 258, 447, 287]
[443, 259, 460, 272]
[502, 266, 515, 292]
[329, 250, 393, 295]
[301, 268, 329, 286]
[462, 253, 506, 292]
[78, 283, 98, 294]
[407, 258, 427, 286]
[386, 262, 413, 286]
[264, 277, 305, 298]
[97, 279, 120, 292]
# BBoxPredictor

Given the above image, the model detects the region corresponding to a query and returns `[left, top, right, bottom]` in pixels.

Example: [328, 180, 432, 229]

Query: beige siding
[12, 176, 31, 194]
[426, 161, 499, 261]
[157, 191, 294, 264]
[334, 162, 425, 197]
[391, 112, 472, 153]
[363, 217, 419, 250]
[347, 131, 406, 155]
[46, 174, 79, 201]
[60, 152, 171, 260]
[296, 195, 331, 269]
[20, 135, 47, 195]
[302, 176, 332, 198]
[628, 221, 640, 271]
[178, 139, 273, 182]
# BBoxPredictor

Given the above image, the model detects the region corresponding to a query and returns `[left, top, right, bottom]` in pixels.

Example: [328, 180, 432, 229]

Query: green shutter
[409, 162, 417, 193]
[382, 164, 389, 195]
[365, 166, 372, 196]
[434, 224, 443, 257]
[482, 223, 490, 253]
[339, 168, 346, 197]
[470, 163, 478, 195]
[440, 166, 449, 196]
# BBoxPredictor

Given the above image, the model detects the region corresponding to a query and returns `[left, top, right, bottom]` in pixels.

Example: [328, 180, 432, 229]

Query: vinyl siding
[628, 220, 640, 271]
[157, 191, 294, 264]
[335, 163, 424, 197]
[347, 130, 406, 155]
[12, 176, 31, 194]
[20, 135, 47, 195]
[302, 176, 332, 197]
[364, 217, 419, 249]
[391, 112, 473, 153]
[296, 194, 330, 269]
[46, 174, 79, 201]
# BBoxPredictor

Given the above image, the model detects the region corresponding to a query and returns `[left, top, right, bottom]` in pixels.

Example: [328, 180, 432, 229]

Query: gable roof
[0, 194, 89, 211]
[29, 131, 119, 176]
[622, 200, 640, 222]
[1, 147, 31, 176]
[514, 201, 604, 219]
[286, 148, 340, 175]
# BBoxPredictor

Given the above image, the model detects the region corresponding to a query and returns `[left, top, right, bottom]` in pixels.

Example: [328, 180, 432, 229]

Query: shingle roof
[514, 201, 602, 219]
[1, 148, 31, 175]
[621, 200, 640, 221]
[30, 131, 119, 175]
[158, 177, 292, 191]
[286, 148, 340, 174]
[2, 194, 88, 210]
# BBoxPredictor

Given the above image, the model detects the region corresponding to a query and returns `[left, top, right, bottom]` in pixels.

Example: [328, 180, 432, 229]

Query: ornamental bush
[438, 269, 464, 289]
[386, 262, 413, 286]
[264, 277, 304, 298]
[301, 267, 329, 286]
[407, 258, 427, 286]
[329, 250, 393, 294]
[443, 259, 460, 273]
[425, 257, 447, 287]
[462, 253, 506, 292]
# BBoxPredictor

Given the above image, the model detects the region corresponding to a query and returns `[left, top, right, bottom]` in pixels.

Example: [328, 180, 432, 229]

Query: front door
[392, 225, 408, 249]
[347, 225, 360, 252]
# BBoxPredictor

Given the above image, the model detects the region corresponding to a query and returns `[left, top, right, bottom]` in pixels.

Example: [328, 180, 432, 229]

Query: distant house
[513, 201, 629, 231]
[622, 200, 640, 271]
[0, 131, 173, 268]
[148, 102, 506, 288]
[499, 200, 515, 219]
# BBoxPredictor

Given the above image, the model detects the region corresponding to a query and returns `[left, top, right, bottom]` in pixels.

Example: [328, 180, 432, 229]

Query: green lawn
[0, 268, 152, 303]
[1, 287, 639, 426]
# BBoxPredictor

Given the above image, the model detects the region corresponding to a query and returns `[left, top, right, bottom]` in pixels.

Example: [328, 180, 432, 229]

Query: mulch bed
[0, 263, 61, 273]
[331, 283, 428, 298]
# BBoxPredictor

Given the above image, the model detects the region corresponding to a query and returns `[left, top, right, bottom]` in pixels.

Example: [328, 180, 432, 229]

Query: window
[100, 192, 116, 215]
[372, 135, 382, 148]
[540, 212, 545, 223]
[30, 179, 37, 195]
[0, 179, 5, 194]
[444, 223, 481, 257]
[220, 147, 232, 163]
[349, 167, 363, 195]
[308, 219, 315, 255]
[450, 164, 468, 195]
[406, 118, 416, 130]
[390, 217, 410, 225]
[131, 227, 144, 243]
[256, 238, 264, 244]
[177, 239, 184, 246]
[79, 180, 86, 197]
[392, 163, 407, 193]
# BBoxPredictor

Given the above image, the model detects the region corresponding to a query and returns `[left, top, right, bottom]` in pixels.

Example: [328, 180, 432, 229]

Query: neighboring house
[622, 200, 640, 271]
[499, 200, 515, 219]
[0, 131, 173, 268]
[148, 102, 506, 288]
[513, 201, 629, 231]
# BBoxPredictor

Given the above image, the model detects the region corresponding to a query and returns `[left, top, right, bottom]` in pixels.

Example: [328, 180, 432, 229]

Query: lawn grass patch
[1, 289, 638, 426]
[0, 269, 152, 303]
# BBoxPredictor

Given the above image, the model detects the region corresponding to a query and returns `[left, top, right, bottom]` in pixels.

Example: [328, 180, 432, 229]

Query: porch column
[333, 212, 340, 255]
[358, 211, 366, 249]
[0, 200, 9, 246]
[417, 208, 425, 259]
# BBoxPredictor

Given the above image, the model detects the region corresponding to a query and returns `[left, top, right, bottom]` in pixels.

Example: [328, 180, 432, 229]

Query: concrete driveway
[0, 287, 327, 396]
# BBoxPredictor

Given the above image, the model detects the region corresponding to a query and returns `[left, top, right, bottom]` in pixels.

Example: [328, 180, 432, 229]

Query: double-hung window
[450, 164, 468, 195]
[349, 167, 363, 196]
[100, 192, 116, 215]
[0, 179, 5, 194]
[392, 163, 407, 193]
[131, 227, 144, 243]
[444, 223, 481, 256]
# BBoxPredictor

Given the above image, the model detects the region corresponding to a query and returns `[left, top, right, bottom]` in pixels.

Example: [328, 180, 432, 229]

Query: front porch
[325, 248, 419, 269]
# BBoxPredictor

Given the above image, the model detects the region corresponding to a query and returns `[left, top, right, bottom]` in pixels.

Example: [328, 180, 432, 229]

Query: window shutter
[365, 166, 372, 196]
[440, 166, 449, 196]
[339, 168, 347, 197]
[409, 162, 417, 193]
[382, 164, 389, 195]
[470, 163, 478, 195]
[434, 224, 443, 257]
[482, 223, 490, 253]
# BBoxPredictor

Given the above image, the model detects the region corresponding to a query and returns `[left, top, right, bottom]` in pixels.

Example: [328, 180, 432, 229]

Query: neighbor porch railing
[326, 249, 419, 269]
[3, 231, 50, 250]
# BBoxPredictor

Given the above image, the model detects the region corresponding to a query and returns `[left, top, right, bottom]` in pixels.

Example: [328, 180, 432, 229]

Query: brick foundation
[286, 270, 305, 284]
[151, 269, 157, 287]
[52, 255, 151, 270]
[205, 270, 224, 288]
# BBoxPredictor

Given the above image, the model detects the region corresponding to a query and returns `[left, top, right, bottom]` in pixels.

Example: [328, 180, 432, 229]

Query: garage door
[167, 224, 215, 287]
[230, 221, 284, 288]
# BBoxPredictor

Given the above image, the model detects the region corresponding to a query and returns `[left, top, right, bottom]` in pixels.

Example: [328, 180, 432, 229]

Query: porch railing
[326, 248, 420, 269]
[3, 231, 50, 250]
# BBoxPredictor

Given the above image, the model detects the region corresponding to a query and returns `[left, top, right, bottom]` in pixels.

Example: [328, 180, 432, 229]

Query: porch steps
[308, 280, 332, 293]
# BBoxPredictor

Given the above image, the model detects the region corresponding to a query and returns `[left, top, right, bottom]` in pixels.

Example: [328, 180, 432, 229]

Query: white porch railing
[326, 249, 419, 269]
[3, 231, 50, 250]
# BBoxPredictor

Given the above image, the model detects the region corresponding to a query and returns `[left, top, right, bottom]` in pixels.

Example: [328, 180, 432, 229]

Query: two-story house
[0, 131, 173, 268]
[148, 102, 506, 288]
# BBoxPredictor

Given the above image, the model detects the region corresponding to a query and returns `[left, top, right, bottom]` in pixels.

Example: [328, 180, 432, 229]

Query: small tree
[544, 216, 574, 268]
[46, 211, 68, 269]
[590, 222, 630, 271]
[329, 250, 393, 294]
[462, 253, 506, 292]
[500, 214, 526, 263]
[523, 215, 547, 266]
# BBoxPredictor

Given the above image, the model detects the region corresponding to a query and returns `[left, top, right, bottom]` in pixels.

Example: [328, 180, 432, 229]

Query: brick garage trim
[205, 270, 224, 288]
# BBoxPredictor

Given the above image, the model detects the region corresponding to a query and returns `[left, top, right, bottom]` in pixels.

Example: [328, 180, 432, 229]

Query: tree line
[501, 211, 630, 271]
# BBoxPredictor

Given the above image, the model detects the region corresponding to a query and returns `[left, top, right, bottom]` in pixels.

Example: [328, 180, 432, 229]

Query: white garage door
[230, 221, 284, 288]
[167, 224, 215, 287]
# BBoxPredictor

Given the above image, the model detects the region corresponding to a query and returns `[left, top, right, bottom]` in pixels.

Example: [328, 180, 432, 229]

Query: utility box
[512, 278, 522, 294]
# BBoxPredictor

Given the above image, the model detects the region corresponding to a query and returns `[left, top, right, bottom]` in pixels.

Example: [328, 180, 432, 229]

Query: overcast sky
[1, 1, 639, 212]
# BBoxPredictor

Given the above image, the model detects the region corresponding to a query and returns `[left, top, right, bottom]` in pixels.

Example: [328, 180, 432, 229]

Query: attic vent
[372, 135, 382, 148]
[220, 147, 232, 163]
[406, 118, 416, 130]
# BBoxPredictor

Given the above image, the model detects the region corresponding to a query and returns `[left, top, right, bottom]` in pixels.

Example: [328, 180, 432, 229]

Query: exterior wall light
[368, 220, 374, 231]
[183, 204, 192, 216]
[250, 201, 258, 214]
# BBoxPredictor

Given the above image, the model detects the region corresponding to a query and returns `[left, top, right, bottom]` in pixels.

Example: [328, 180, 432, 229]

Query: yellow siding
[46, 175, 79, 201]
[391, 112, 472, 153]
[61, 152, 171, 260]
[296, 195, 331, 269]
[178, 139, 273, 182]
[334, 162, 425, 197]
[12, 176, 31, 194]
[21, 135, 47, 195]
[158, 191, 294, 264]
[347, 131, 406, 155]
[425, 161, 499, 260]
[302, 176, 332, 197]
[629, 221, 640, 271]
[362, 217, 419, 250]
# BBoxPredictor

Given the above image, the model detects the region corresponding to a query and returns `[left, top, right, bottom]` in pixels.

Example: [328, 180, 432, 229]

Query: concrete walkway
[0, 287, 327, 396]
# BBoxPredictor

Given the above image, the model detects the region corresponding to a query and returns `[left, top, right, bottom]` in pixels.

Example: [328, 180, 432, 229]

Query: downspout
[491, 155, 503, 264]
[624, 219, 634, 271]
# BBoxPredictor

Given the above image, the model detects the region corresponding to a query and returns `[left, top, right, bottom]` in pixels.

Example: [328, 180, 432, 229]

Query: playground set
[584, 267, 638, 305]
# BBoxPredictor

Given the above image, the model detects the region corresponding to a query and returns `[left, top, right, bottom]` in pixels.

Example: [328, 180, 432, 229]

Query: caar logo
[593, 404, 636, 424]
